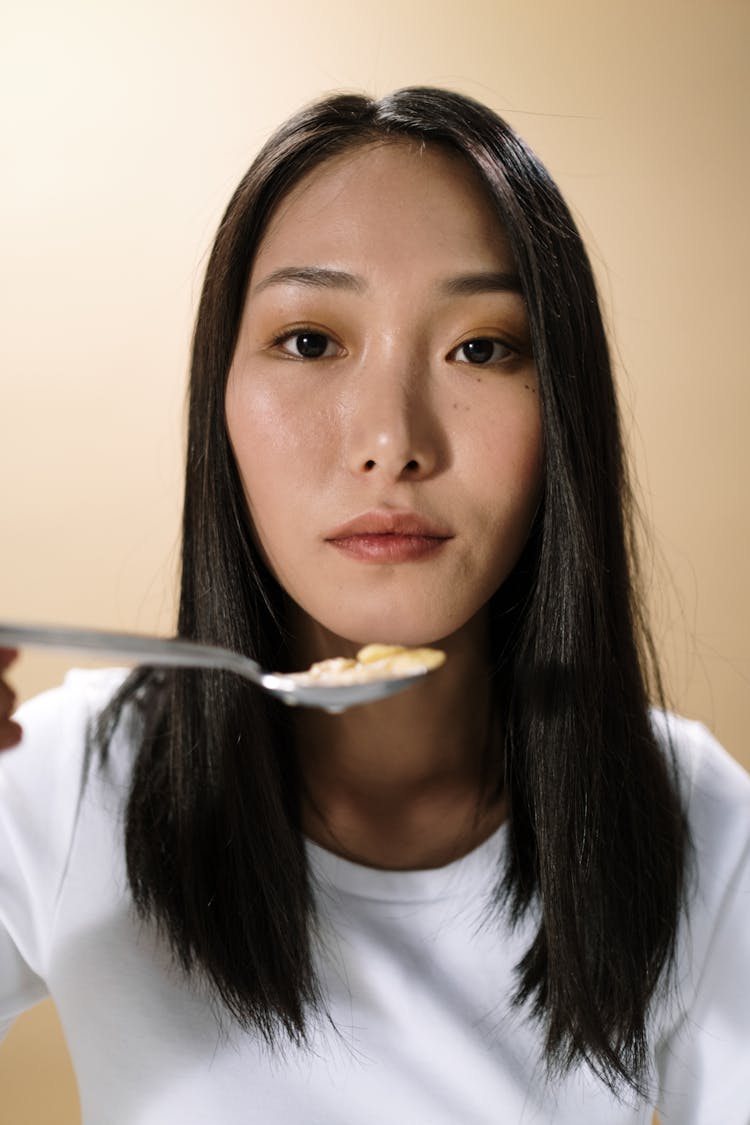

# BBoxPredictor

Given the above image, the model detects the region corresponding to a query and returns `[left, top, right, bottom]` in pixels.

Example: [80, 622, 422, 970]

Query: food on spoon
[281, 644, 446, 686]
[356, 644, 445, 672]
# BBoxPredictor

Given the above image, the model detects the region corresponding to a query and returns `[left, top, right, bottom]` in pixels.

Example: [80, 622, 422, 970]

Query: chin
[309, 603, 469, 651]
[287, 580, 492, 655]
[340, 625, 446, 649]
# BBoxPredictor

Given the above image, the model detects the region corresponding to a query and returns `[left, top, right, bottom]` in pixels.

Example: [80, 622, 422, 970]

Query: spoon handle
[0, 621, 262, 682]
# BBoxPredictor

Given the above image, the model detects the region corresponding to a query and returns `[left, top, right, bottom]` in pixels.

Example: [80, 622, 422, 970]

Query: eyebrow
[438, 270, 522, 296]
[251, 266, 366, 295]
[250, 266, 523, 298]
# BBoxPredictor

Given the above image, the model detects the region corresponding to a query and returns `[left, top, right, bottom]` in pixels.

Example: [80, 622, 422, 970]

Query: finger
[0, 679, 16, 718]
[0, 652, 22, 751]
[0, 719, 23, 751]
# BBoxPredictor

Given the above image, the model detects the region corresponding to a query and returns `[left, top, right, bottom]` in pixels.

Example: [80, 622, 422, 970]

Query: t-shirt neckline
[305, 821, 508, 903]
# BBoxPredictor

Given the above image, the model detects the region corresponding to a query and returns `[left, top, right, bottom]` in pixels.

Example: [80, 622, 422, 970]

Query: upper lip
[325, 510, 453, 540]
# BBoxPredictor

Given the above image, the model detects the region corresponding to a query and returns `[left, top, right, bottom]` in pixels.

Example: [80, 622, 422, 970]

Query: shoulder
[1, 667, 132, 859]
[13, 666, 131, 736]
[652, 710, 750, 921]
[650, 716, 750, 1114]
[652, 711, 750, 1007]
[651, 710, 750, 865]
[8, 666, 132, 772]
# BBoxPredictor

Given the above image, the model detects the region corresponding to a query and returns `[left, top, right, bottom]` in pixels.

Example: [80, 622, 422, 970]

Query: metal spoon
[0, 621, 435, 713]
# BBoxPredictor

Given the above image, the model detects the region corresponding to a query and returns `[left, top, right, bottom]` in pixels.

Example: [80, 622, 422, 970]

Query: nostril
[360, 457, 423, 474]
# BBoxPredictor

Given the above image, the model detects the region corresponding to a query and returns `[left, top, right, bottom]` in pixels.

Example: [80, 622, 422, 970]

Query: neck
[290, 613, 506, 869]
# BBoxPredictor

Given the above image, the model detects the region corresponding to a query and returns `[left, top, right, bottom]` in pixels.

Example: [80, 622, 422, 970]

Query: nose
[343, 350, 443, 481]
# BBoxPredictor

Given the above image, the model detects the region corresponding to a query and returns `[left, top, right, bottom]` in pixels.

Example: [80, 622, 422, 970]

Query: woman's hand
[0, 648, 22, 751]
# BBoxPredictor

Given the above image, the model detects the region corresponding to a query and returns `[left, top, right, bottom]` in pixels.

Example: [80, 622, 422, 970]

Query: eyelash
[448, 338, 516, 366]
[272, 329, 341, 360]
[271, 329, 518, 366]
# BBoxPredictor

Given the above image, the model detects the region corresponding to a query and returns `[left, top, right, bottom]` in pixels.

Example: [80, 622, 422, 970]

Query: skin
[0, 648, 21, 752]
[226, 141, 543, 869]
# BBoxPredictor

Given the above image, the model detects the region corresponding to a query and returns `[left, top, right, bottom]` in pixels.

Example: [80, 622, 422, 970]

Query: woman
[1, 88, 748, 1123]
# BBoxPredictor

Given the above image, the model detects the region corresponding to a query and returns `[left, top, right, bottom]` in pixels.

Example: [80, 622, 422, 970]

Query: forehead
[251, 140, 514, 275]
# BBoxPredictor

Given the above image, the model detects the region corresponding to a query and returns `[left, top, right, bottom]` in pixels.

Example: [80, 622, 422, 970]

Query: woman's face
[226, 141, 543, 651]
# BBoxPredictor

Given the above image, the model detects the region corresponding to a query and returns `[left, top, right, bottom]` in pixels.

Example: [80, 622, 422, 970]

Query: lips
[325, 510, 453, 563]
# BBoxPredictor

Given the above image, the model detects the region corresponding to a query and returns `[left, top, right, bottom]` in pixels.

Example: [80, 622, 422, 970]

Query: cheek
[228, 383, 297, 465]
[226, 378, 331, 495]
[225, 382, 306, 579]
[225, 379, 347, 590]
[470, 392, 544, 508]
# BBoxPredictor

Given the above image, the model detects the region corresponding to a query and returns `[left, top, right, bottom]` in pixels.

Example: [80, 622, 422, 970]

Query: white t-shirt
[1, 670, 749, 1124]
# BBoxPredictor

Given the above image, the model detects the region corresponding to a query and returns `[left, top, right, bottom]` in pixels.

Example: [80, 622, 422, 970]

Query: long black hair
[95, 87, 688, 1097]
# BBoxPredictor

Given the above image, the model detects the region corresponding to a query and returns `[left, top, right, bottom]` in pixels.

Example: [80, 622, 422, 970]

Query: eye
[275, 330, 339, 360]
[450, 337, 515, 365]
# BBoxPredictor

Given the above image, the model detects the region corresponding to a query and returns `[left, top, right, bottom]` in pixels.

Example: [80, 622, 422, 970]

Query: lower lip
[328, 534, 450, 563]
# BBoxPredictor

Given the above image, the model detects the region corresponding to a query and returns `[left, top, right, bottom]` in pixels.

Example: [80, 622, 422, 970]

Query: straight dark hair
[95, 87, 688, 1097]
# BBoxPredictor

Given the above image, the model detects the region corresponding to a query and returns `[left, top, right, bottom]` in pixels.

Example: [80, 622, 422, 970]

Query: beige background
[1, 0, 747, 1120]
